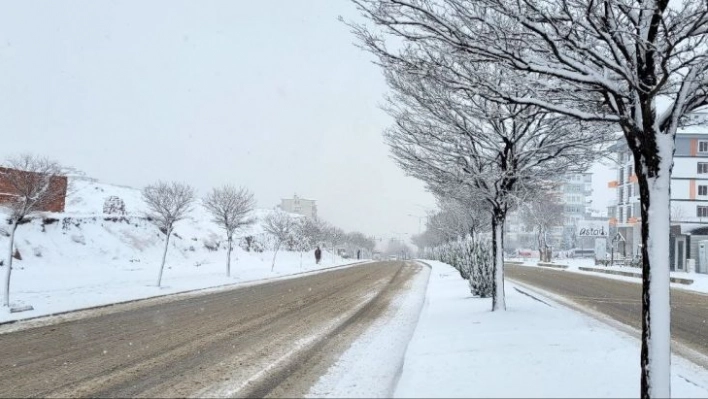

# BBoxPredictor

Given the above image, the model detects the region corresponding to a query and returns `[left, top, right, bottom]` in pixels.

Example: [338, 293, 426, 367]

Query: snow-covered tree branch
[352, 0, 708, 393]
[142, 181, 195, 287]
[203, 185, 255, 277]
[0, 154, 68, 308]
[262, 210, 297, 271]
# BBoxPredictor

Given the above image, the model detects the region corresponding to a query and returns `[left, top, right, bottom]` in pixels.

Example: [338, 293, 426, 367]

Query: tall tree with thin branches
[203, 185, 256, 277]
[0, 154, 67, 308]
[353, 41, 607, 309]
[142, 181, 195, 287]
[352, 0, 708, 393]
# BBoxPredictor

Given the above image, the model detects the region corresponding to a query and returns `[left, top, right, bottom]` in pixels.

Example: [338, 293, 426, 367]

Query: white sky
[0, 0, 437, 242]
[0, 0, 616, 242]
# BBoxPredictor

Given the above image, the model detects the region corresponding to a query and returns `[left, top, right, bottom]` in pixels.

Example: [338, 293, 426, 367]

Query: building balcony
[609, 217, 618, 226]
[608, 180, 619, 188]
[629, 174, 638, 183]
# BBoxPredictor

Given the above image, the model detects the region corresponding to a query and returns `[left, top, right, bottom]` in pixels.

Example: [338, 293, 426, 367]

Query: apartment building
[278, 194, 318, 220]
[607, 128, 708, 272]
[505, 173, 593, 252]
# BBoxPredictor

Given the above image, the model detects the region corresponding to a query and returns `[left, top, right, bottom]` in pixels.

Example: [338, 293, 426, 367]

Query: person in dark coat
[315, 246, 322, 264]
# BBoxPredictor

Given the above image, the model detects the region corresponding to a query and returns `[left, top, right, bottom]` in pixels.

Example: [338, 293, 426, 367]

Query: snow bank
[394, 260, 708, 398]
[0, 177, 351, 323]
[512, 258, 708, 294]
[306, 262, 430, 398]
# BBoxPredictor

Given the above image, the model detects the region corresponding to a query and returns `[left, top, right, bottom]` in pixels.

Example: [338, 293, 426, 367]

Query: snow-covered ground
[508, 257, 708, 294]
[0, 177, 354, 323]
[311, 260, 708, 398]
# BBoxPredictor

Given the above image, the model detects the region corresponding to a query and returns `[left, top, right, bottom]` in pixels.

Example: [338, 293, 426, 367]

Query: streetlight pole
[407, 214, 425, 234]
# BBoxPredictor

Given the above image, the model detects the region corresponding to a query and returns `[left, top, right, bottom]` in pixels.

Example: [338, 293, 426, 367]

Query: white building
[505, 173, 593, 252]
[278, 194, 317, 219]
[607, 128, 708, 272]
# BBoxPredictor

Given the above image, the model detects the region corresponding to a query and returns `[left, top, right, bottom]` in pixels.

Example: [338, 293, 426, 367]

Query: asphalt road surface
[0, 261, 422, 398]
[506, 264, 708, 357]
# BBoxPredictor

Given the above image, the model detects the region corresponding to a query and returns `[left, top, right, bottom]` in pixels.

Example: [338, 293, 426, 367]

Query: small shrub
[71, 234, 86, 245]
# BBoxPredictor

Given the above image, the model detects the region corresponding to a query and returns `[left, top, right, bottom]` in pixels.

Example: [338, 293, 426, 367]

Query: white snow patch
[0, 177, 357, 323]
[393, 261, 708, 398]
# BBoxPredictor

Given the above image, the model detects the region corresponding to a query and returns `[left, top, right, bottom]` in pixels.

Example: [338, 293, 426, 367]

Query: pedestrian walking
[315, 246, 322, 264]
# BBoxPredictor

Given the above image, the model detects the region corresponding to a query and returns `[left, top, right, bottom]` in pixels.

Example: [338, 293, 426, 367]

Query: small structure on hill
[103, 196, 126, 215]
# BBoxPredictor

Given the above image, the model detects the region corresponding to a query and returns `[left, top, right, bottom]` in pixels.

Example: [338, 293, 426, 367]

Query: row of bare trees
[0, 154, 375, 306]
[262, 210, 376, 270]
[142, 181, 256, 287]
[352, 0, 708, 395]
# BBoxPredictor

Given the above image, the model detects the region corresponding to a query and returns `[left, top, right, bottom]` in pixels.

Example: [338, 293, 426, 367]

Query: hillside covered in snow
[0, 177, 352, 322]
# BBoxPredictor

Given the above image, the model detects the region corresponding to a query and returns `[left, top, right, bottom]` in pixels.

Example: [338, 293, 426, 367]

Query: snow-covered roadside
[306, 262, 430, 398]
[510, 257, 708, 294]
[394, 260, 708, 398]
[0, 253, 359, 324]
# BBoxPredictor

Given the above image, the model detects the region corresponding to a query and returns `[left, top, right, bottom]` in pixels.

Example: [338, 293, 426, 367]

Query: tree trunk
[271, 243, 280, 272]
[156, 229, 171, 287]
[636, 156, 672, 399]
[537, 227, 543, 262]
[300, 251, 303, 268]
[226, 236, 233, 277]
[2, 221, 19, 307]
[491, 210, 506, 311]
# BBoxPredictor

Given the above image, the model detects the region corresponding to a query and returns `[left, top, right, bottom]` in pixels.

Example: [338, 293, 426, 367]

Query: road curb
[578, 266, 694, 285]
[537, 262, 569, 269]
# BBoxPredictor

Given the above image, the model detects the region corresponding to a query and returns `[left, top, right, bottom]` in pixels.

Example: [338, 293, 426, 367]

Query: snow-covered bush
[103, 196, 126, 215]
[424, 236, 493, 297]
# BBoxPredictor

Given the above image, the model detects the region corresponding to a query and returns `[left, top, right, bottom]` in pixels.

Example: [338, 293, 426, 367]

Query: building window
[700, 185, 708, 196]
[618, 187, 624, 204]
[698, 163, 708, 174]
[619, 206, 624, 222]
[619, 167, 624, 184]
[700, 141, 708, 153]
[699, 206, 708, 218]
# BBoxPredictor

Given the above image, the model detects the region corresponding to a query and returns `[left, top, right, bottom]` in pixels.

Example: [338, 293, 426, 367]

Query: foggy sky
[0, 0, 437, 243]
[0, 1, 614, 243]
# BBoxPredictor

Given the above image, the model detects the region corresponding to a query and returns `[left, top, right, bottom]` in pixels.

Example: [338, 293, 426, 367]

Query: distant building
[0, 167, 68, 213]
[505, 173, 593, 252]
[279, 194, 317, 219]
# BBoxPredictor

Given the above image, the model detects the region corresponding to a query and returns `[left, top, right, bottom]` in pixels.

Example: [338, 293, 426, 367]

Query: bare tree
[0, 154, 67, 308]
[352, 0, 708, 393]
[142, 181, 195, 287]
[324, 225, 346, 263]
[359, 48, 605, 310]
[263, 210, 297, 271]
[203, 185, 256, 277]
[520, 188, 566, 262]
[293, 217, 321, 267]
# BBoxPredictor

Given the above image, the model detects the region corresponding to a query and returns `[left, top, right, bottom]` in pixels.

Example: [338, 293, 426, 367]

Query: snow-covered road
[0, 261, 421, 398]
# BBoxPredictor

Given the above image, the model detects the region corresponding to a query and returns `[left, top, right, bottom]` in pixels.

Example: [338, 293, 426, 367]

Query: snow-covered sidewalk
[394, 260, 708, 398]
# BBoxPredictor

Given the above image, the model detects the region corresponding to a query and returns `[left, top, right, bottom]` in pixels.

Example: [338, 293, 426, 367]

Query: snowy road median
[394, 260, 708, 398]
